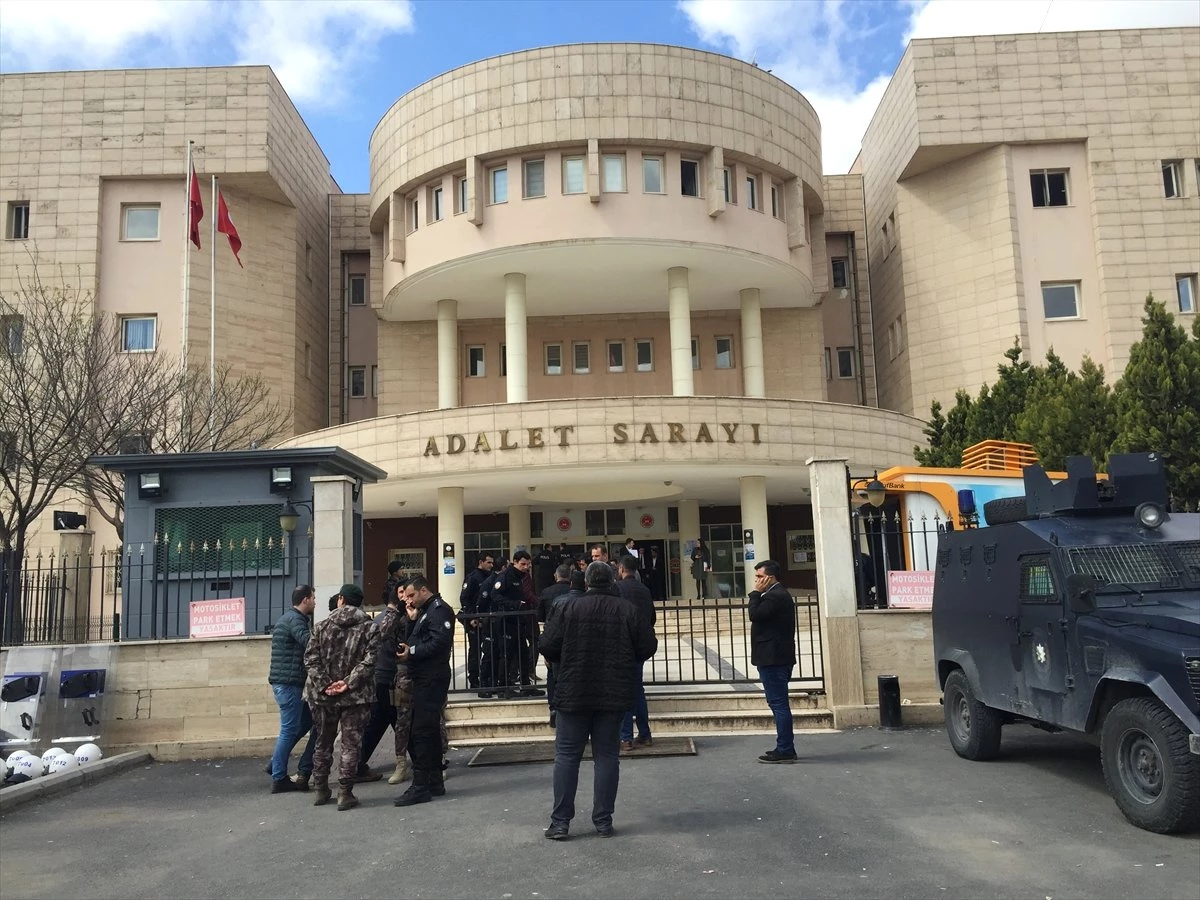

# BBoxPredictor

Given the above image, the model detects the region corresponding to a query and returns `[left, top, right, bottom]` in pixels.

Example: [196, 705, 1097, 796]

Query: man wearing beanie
[539, 561, 657, 840]
[304, 583, 378, 811]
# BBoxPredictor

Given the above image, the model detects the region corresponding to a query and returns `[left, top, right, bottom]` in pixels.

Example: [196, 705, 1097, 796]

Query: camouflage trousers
[311, 703, 372, 787]
[393, 675, 449, 758]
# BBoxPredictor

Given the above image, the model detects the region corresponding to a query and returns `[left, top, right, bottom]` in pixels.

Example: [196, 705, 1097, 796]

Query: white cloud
[0, 0, 414, 106]
[679, 0, 1200, 174]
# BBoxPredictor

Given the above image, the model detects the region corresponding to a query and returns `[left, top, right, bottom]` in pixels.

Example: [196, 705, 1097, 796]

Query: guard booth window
[155, 505, 285, 574]
[1019, 555, 1057, 603]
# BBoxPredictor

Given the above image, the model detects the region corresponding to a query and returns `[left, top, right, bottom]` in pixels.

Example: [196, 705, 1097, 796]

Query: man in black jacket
[616, 555, 655, 750]
[268, 584, 317, 792]
[393, 575, 456, 807]
[539, 563, 575, 726]
[539, 561, 658, 840]
[357, 577, 406, 785]
[748, 560, 797, 763]
[458, 553, 494, 692]
[486, 550, 538, 697]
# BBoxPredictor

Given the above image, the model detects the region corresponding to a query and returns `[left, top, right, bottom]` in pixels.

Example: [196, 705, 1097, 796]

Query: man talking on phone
[747, 560, 798, 763]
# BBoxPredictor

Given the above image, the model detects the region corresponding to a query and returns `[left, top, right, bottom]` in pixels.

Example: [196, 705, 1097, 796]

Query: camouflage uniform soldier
[304, 583, 378, 811]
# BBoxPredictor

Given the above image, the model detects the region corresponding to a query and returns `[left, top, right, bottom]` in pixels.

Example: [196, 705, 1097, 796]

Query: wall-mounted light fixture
[864, 473, 886, 508]
[270, 466, 294, 494]
[138, 472, 163, 499]
[278, 499, 312, 534]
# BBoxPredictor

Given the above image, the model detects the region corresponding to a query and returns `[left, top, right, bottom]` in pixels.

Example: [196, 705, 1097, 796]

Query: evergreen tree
[915, 390, 974, 466]
[1017, 354, 1115, 472]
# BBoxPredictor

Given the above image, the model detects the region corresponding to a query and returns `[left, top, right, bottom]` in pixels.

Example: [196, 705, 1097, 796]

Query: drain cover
[468, 735, 697, 767]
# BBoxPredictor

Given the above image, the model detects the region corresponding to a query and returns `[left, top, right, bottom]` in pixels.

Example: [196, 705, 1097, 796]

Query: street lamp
[864, 473, 887, 509]
[278, 499, 312, 534]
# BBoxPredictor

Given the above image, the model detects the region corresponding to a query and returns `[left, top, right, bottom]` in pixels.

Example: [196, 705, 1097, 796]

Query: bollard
[878, 674, 902, 730]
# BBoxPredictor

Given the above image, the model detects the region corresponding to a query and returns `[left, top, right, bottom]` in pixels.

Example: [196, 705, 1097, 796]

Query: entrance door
[1015, 553, 1071, 702]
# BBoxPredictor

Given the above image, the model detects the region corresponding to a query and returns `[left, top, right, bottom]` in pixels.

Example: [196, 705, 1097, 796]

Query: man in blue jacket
[268, 584, 317, 792]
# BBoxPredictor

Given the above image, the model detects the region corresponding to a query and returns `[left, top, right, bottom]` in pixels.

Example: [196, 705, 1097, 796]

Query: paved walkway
[2, 727, 1197, 899]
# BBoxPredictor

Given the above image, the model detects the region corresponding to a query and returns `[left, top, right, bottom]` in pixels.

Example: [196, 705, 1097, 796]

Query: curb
[0, 751, 152, 814]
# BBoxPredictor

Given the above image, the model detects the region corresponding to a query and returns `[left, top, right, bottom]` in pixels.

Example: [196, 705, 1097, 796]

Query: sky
[1, 0, 1197, 191]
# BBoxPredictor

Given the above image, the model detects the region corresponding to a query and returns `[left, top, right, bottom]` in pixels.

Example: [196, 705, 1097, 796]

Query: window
[156, 505, 285, 574]
[349, 366, 366, 398]
[1030, 169, 1069, 207]
[490, 166, 508, 204]
[1041, 281, 1081, 319]
[770, 183, 781, 219]
[523, 159, 545, 198]
[409, 197, 419, 232]
[1162, 160, 1183, 199]
[691, 336, 699, 370]
[745, 173, 760, 211]
[721, 167, 732, 203]
[563, 156, 585, 194]
[715, 336, 734, 369]
[120, 316, 156, 352]
[643, 156, 664, 193]
[545, 343, 563, 375]
[456, 176, 468, 214]
[607, 340, 625, 373]
[602, 154, 625, 192]
[349, 275, 366, 306]
[432, 186, 444, 221]
[836, 347, 855, 379]
[500, 343, 507, 376]
[1019, 555, 1056, 602]
[823, 347, 831, 380]
[467, 345, 485, 378]
[6, 201, 29, 240]
[1177, 274, 1197, 313]
[1, 314, 23, 355]
[121, 204, 160, 241]
[573, 341, 590, 374]
[635, 339, 653, 373]
[681, 159, 700, 197]
[371, 365, 379, 398]
[831, 257, 850, 289]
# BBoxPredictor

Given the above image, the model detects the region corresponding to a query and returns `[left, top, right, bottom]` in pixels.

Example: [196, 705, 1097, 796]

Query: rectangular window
[467, 345, 485, 378]
[1041, 281, 1081, 319]
[602, 154, 626, 192]
[691, 336, 700, 370]
[585, 509, 606, 536]
[523, 159, 545, 198]
[1162, 160, 1183, 199]
[563, 156, 586, 194]
[456, 176, 468, 214]
[606, 508, 626, 535]
[349, 275, 366, 306]
[121, 204, 160, 241]
[120, 316, 156, 352]
[6, 201, 30, 240]
[349, 366, 367, 398]
[573, 341, 590, 374]
[1030, 169, 1070, 207]
[432, 186, 444, 221]
[831, 257, 850, 289]
[721, 167, 732, 203]
[836, 347, 855, 379]
[770, 183, 781, 219]
[500, 343, 507, 376]
[1019, 555, 1056, 602]
[681, 159, 700, 197]
[1177, 274, 1197, 314]
[823, 347, 832, 380]
[545, 342, 563, 375]
[1, 314, 23, 355]
[371, 365, 379, 398]
[607, 340, 625, 373]
[410, 197, 419, 232]
[642, 156, 664, 193]
[715, 336, 734, 369]
[490, 166, 508, 204]
[745, 173, 759, 211]
[635, 339, 653, 373]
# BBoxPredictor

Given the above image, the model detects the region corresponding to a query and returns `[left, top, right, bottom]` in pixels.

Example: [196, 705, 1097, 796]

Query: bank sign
[423, 421, 763, 456]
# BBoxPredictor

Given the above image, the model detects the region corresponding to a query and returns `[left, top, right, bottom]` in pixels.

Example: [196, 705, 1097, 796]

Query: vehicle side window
[1019, 555, 1057, 603]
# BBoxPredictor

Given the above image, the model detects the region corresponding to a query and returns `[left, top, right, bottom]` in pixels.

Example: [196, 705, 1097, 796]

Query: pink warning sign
[886, 571, 935, 610]
[189, 598, 247, 639]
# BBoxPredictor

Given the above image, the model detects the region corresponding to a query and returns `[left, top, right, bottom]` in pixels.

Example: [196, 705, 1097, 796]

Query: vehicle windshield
[1063, 540, 1200, 607]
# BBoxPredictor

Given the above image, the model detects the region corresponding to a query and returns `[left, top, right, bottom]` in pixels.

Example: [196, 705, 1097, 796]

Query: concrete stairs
[445, 690, 832, 745]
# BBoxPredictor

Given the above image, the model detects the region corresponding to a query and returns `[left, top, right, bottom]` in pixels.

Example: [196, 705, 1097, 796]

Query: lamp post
[278, 499, 314, 586]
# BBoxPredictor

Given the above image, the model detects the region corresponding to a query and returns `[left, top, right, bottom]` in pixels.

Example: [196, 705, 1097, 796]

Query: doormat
[468, 735, 697, 767]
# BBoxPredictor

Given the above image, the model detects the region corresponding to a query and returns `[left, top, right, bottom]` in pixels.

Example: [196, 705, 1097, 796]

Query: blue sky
[1, 0, 1196, 190]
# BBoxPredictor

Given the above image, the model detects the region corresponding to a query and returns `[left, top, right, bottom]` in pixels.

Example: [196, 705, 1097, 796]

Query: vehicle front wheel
[1100, 697, 1200, 834]
[943, 669, 1003, 760]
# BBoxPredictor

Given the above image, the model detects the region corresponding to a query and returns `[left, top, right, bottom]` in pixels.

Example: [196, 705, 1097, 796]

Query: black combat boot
[393, 769, 433, 806]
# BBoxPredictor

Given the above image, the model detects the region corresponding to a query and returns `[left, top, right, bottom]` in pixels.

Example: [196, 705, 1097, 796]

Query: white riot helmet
[47, 753, 80, 775]
[74, 743, 103, 765]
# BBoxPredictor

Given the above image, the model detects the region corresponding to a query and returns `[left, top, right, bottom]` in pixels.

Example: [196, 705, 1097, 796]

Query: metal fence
[1, 537, 312, 646]
[850, 507, 947, 609]
[443, 597, 824, 695]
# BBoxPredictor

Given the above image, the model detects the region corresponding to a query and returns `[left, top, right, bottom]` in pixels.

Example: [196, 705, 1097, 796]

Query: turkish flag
[188, 164, 203, 249]
[216, 189, 243, 267]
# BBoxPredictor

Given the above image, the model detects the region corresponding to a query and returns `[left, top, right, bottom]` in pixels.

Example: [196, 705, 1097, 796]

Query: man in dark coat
[640, 545, 667, 601]
[539, 561, 658, 840]
[747, 560, 797, 763]
[268, 584, 317, 793]
[539, 563, 575, 726]
[458, 553, 494, 691]
[615, 554, 655, 750]
[357, 577, 406, 784]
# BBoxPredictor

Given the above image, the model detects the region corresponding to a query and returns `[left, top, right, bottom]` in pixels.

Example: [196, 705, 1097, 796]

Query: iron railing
[851, 507, 947, 609]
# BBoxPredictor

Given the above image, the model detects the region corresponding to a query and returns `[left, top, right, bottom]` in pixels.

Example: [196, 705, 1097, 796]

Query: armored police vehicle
[932, 452, 1200, 834]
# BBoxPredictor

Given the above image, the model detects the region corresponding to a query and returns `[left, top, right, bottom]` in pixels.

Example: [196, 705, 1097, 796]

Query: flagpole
[209, 175, 218, 451]
[181, 141, 193, 377]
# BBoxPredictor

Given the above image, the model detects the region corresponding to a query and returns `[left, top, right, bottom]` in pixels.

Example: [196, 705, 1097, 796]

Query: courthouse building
[1, 28, 1196, 603]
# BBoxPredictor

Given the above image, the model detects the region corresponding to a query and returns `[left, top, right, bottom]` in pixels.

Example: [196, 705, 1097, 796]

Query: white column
[806, 456, 865, 709]
[677, 498, 701, 600]
[739, 475, 769, 594]
[437, 486, 465, 608]
[508, 505, 531, 557]
[740, 287, 765, 398]
[311, 475, 355, 624]
[504, 272, 528, 403]
[437, 299, 458, 410]
[668, 266, 694, 397]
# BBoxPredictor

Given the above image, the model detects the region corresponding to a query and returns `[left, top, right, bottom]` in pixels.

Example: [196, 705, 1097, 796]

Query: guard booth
[92, 448, 385, 640]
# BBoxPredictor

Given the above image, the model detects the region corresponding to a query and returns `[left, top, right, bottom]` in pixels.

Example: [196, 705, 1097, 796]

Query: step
[446, 690, 825, 722]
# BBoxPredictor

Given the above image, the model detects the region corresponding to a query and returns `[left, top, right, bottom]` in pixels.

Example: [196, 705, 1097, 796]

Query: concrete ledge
[0, 751, 152, 814]
[110, 737, 277, 762]
[832, 702, 943, 730]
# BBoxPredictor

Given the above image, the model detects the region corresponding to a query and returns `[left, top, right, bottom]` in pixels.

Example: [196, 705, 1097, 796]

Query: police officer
[458, 553, 494, 692]
[489, 550, 534, 697]
[393, 575, 456, 807]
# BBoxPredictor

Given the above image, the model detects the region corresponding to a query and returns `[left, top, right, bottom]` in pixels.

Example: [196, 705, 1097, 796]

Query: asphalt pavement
[1, 726, 1197, 900]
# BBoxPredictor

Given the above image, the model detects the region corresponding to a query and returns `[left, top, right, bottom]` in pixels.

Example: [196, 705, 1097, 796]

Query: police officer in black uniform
[393, 574, 456, 807]
[488, 549, 533, 697]
[533, 544, 557, 594]
[458, 553, 494, 691]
